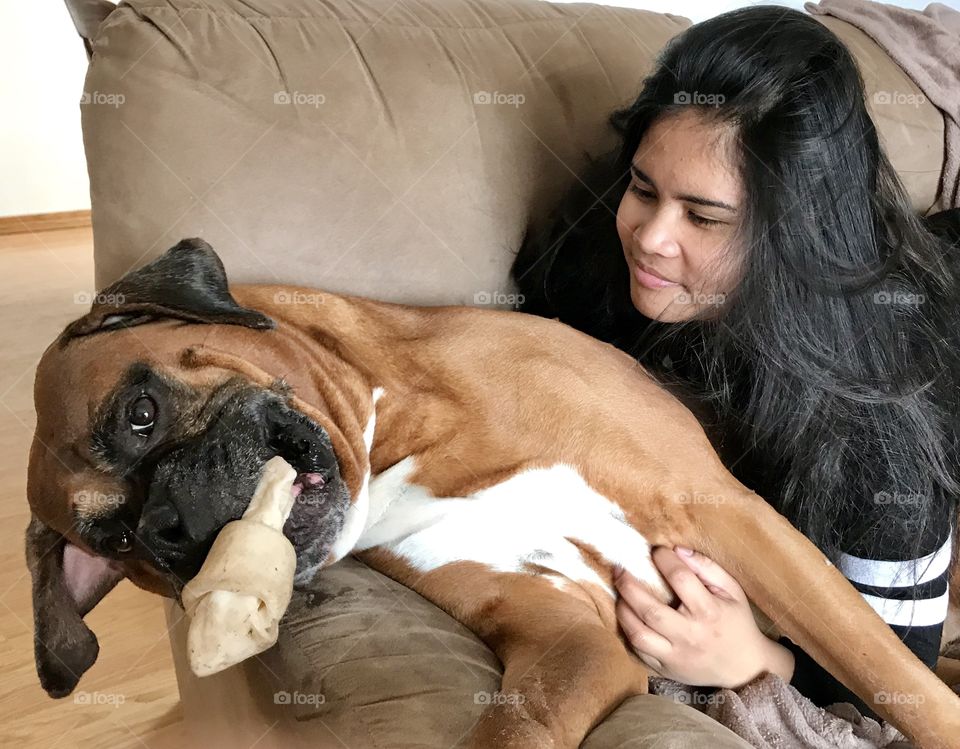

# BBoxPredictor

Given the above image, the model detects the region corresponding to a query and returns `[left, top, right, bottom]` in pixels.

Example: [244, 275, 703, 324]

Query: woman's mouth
[633, 263, 680, 290]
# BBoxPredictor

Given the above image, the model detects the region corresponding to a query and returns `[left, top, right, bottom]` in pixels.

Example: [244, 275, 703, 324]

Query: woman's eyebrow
[630, 162, 738, 213]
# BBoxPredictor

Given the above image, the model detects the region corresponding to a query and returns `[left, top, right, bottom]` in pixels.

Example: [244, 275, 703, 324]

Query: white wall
[560, 0, 952, 23]
[0, 0, 955, 218]
[0, 3, 91, 218]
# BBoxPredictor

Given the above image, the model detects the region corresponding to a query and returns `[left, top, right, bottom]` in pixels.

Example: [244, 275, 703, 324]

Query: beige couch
[66, 0, 947, 746]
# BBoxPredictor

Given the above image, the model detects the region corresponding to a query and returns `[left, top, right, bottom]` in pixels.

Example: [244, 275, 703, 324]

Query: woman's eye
[629, 184, 655, 200]
[129, 394, 156, 437]
[689, 212, 722, 228]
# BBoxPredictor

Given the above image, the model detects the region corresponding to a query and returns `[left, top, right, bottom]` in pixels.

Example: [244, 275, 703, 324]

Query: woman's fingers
[614, 549, 765, 688]
[672, 545, 747, 603]
[615, 597, 670, 668]
[614, 565, 688, 641]
[650, 546, 722, 619]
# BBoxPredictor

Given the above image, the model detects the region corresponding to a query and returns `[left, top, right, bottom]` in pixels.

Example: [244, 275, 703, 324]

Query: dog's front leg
[374, 563, 644, 748]
[466, 616, 646, 749]
[358, 549, 647, 748]
[465, 588, 647, 748]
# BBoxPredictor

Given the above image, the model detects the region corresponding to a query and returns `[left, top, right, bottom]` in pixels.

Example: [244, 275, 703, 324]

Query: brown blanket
[805, 0, 960, 211]
[649, 675, 913, 749]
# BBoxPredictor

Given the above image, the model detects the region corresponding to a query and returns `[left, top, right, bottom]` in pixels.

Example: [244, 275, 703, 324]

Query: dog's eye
[129, 395, 156, 437]
[107, 531, 133, 554]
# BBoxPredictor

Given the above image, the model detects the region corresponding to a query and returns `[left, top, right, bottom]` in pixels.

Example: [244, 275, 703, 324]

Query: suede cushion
[276, 557, 754, 748]
[188, 556, 754, 748]
[814, 15, 944, 214]
[83, 0, 690, 303]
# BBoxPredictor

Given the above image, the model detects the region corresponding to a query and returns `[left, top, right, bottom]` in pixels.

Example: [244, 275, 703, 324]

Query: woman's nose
[633, 210, 681, 258]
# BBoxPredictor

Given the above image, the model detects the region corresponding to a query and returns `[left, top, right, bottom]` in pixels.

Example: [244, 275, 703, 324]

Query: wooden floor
[0, 229, 185, 748]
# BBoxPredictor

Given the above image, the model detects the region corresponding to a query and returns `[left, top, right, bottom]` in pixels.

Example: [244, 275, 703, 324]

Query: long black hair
[512, 6, 960, 564]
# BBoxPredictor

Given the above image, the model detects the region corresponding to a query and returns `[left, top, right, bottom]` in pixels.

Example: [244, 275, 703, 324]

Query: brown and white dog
[25, 239, 960, 748]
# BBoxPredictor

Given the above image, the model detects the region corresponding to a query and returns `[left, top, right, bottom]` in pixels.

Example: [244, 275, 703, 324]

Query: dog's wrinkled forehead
[32, 322, 273, 525]
[35, 320, 207, 439]
[34, 237, 274, 440]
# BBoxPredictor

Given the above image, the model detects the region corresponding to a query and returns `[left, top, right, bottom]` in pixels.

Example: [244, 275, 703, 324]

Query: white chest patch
[324, 387, 384, 565]
[355, 457, 669, 599]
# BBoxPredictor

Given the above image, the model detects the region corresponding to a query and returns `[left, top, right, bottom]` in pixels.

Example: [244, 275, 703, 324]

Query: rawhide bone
[180, 456, 298, 676]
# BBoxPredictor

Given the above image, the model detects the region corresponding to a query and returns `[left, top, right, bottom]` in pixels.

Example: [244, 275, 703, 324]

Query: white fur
[324, 386, 383, 565]
[356, 456, 669, 599]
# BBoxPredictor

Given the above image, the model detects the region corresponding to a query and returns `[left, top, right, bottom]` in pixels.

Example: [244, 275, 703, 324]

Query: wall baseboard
[0, 210, 91, 236]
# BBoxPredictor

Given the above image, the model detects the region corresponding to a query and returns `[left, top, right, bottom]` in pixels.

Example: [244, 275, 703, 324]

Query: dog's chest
[354, 458, 667, 598]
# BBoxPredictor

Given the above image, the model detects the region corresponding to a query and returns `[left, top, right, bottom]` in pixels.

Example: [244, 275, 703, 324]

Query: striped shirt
[780, 526, 954, 717]
[841, 532, 953, 631]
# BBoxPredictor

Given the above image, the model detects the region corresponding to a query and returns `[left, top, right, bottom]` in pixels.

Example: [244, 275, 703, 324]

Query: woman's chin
[629, 279, 692, 323]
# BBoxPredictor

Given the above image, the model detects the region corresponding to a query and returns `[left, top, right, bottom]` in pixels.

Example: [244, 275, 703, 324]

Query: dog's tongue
[62, 542, 123, 609]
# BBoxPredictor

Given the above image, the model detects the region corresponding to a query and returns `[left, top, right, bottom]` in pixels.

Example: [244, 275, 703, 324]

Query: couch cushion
[83, 0, 944, 308]
[813, 15, 944, 214]
[266, 556, 754, 748]
[275, 556, 502, 748]
[583, 694, 755, 749]
[83, 0, 690, 304]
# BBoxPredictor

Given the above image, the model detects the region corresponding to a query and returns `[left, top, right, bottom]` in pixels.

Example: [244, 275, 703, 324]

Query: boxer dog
[25, 238, 960, 748]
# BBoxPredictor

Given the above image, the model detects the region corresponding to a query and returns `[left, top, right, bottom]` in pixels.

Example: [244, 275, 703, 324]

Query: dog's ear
[25, 515, 124, 697]
[61, 238, 274, 341]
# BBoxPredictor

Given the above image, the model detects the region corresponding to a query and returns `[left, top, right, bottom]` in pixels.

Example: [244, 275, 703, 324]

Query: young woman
[511, 5, 959, 718]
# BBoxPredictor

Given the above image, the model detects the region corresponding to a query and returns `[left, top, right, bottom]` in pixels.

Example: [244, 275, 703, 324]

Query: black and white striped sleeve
[779, 529, 953, 719]
[837, 532, 953, 666]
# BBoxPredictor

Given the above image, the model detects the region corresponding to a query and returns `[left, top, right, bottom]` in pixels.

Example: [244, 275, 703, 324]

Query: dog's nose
[136, 499, 213, 580]
[137, 501, 186, 559]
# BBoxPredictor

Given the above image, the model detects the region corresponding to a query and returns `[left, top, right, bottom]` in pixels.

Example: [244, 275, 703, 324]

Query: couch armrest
[164, 598, 330, 748]
[166, 557, 752, 748]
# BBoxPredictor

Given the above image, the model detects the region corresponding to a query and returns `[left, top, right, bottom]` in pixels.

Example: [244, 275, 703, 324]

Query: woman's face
[617, 109, 744, 322]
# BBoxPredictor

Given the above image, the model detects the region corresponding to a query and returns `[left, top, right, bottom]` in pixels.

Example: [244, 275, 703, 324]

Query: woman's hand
[614, 546, 795, 689]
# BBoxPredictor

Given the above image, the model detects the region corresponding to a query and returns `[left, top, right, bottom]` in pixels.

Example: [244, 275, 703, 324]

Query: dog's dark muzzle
[133, 394, 338, 585]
